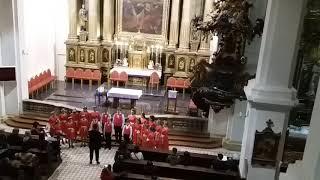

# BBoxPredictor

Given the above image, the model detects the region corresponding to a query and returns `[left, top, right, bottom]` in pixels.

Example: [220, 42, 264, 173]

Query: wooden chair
[65, 68, 75, 88]
[166, 77, 176, 91]
[109, 71, 120, 87]
[119, 71, 128, 87]
[149, 72, 160, 92]
[82, 69, 93, 89]
[74, 68, 84, 88]
[47, 69, 56, 88]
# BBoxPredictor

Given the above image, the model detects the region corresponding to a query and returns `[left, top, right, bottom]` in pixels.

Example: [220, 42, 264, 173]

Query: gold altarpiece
[65, 0, 210, 85]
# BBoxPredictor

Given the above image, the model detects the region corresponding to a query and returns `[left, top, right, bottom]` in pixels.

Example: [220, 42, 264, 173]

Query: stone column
[102, 0, 114, 43]
[178, 0, 192, 51]
[167, 0, 180, 49]
[199, 0, 213, 53]
[68, 0, 78, 41]
[88, 0, 100, 43]
[239, 0, 307, 179]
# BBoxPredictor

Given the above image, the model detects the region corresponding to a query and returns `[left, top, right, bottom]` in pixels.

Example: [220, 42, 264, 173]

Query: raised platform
[3, 99, 221, 149]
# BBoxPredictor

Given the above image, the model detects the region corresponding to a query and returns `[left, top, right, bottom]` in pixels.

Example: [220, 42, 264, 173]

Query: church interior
[0, 0, 320, 179]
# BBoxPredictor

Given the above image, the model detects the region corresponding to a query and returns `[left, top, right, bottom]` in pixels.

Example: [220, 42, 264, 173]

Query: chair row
[65, 68, 102, 89]
[166, 77, 191, 97]
[109, 71, 128, 87]
[28, 69, 56, 97]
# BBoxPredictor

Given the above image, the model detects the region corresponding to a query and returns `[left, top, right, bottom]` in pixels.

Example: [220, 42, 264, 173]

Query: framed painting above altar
[116, 0, 170, 42]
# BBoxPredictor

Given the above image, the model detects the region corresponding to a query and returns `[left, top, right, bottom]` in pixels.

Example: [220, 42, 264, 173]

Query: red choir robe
[90, 111, 101, 122]
[71, 112, 80, 133]
[140, 117, 148, 125]
[149, 121, 156, 129]
[133, 123, 141, 145]
[65, 118, 76, 140]
[160, 127, 169, 151]
[48, 115, 58, 134]
[101, 113, 110, 127]
[79, 116, 89, 139]
[141, 127, 150, 149]
[80, 111, 91, 125]
[155, 130, 162, 149]
[128, 114, 137, 125]
[53, 120, 63, 135]
[146, 131, 156, 149]
[59, 113, 68, 135]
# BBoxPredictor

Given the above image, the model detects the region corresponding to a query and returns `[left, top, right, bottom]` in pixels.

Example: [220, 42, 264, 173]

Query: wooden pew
[127, 145, 239, 170]
[114, 159, 239, 180]
[114, 172, 182, 180]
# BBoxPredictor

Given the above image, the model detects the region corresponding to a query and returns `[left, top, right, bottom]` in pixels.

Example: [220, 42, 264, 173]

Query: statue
[148, 60, 154, 70]
[89, 50, 95, 63]
[122, 58, 129, 67]
[79, 4, 88, 32]
[306, 60, 320, 97]
[69, 49, 75, 62]
[80, 49, 85, 62]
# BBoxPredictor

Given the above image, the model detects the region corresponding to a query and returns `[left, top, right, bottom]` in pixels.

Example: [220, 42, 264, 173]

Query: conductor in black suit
[89, 123, 102, 164]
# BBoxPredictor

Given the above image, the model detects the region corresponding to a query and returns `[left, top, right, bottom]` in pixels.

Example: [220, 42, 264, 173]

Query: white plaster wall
[245, 0, 268, 74]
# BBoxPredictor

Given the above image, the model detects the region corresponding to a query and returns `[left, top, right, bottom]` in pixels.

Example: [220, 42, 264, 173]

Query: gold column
[168, 0, 180, 49]
[103, 0, 114, 43]
[199, 0, 214, 53]
[67, 0, 78, 42]
[178, 0, 192, 51]
[88, 0, 100, 43]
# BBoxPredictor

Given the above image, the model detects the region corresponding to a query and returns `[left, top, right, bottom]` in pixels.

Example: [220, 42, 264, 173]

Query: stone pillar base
[222, 138, 242, 151]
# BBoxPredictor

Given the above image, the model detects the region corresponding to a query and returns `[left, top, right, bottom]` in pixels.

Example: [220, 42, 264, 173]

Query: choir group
[47, 106, 169, 151]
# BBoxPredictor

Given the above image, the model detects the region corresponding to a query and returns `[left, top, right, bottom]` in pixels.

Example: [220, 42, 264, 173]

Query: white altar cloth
[110, 67, 162, 77]
[107, 87, 142, 100]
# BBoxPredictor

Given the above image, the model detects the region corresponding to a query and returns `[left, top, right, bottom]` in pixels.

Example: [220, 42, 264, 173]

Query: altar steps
[5, 116, 47, 129]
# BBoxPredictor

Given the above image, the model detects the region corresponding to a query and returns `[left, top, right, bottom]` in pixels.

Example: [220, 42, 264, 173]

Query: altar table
[107, 87, 142, 108]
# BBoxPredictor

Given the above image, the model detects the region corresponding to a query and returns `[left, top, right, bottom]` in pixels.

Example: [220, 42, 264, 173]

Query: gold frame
[115, 0, 170, 43]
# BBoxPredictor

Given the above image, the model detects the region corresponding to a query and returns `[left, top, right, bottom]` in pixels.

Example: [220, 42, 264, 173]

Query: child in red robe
[80, 106, 91, 124]
[48, 111, 58, 135]
[79, 114, 89, 147]
[141, 124, 150, 149]
[101, 109, 110, 129]
[65, 116, 76, 148]
[90, 106, 101, 124]
[140, 112, 148, 125]
[160, 122, 169, 151]
[128, 109, 137, 126]
[133, 119, 142, 145]
[146, 127, 156, 150]
[103, 117, 113, 150]
[59, 109, 68, 135]
[71, 109, 80, 133]
[122, 120, 132, 144]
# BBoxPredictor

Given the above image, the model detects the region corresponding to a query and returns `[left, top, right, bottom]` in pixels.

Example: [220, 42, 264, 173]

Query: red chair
[110, 71, 120, 87]
[175, 78, 188, 98]
[47, 69, 56, 82]
[92, 70, 101, 86]
[82, 69, 93, 89]
[65, 68, 76, 88]
[184, 79, 191, 88]
[166, 77, 176, 91]
[74, 68, 84, 88]
[119, 71, 128, 87]
[149, 72, 160, 92]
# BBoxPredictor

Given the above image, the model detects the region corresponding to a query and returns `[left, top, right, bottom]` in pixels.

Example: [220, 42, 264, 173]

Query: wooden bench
[114, 159, 239, 180]
[65, 68, 101, 89]
[127, 145, 239, 170]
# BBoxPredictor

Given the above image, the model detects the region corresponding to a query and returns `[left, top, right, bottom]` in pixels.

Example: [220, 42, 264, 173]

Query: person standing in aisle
[88, 123, 102, 164]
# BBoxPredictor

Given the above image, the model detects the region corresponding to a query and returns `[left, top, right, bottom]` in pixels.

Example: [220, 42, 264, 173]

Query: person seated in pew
[180, 151, 191, 166]
[130, 145, 144, 160]
[10, 144, 38, 168]
[0, 129, 7, 149]
[212, 153, 228, 171]
[38, 132, 48, 151]
[7, 128, 23, 147]
[31, 121, 41, 136]
[166, 147, 180, 165]
[114, 143, 130, 162]
[22, 131, 33, 150]
[100, 164, 114, 180]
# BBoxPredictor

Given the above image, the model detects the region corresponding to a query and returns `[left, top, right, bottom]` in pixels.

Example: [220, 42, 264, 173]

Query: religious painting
[122, 0, 163, 34]
[178, 57, 186, 72]
[189, 58, 196, 72]
[68, 48, 75, 62]
[88, 49, 95, 64]
[79, 49, 85, 63]
[102, 48, 109, 63]
[252, 119, 281, 166]
[168, 54, 175, 68]
[116, 0, 169, 41]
